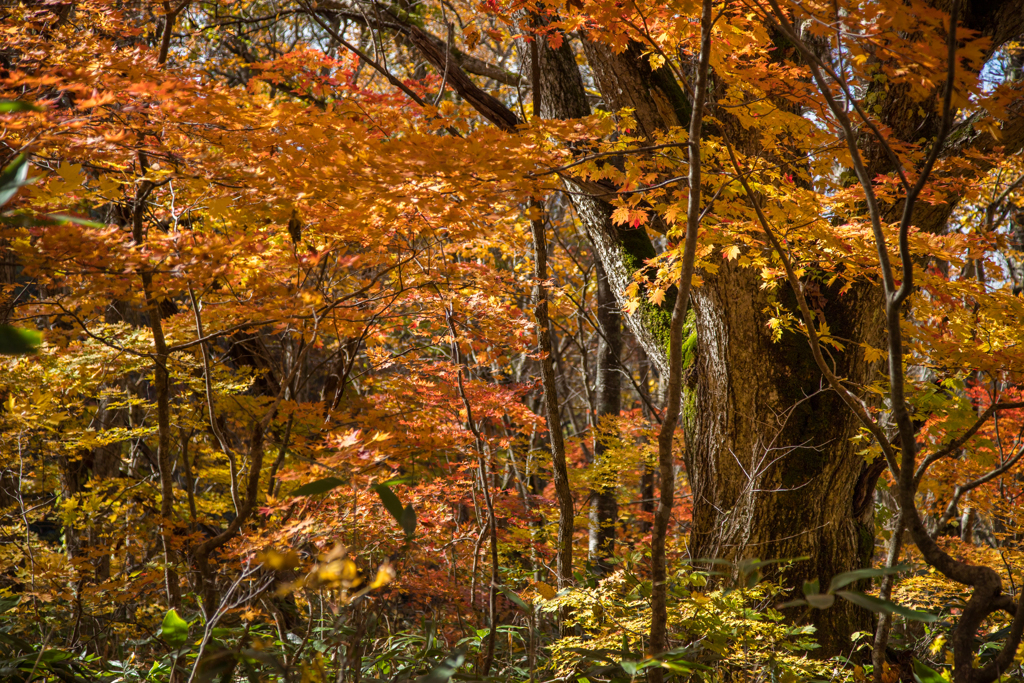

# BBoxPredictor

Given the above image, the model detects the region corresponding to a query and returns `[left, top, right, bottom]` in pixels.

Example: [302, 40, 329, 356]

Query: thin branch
[914, 401, 1024, 487]
[649, 2, 713, 678]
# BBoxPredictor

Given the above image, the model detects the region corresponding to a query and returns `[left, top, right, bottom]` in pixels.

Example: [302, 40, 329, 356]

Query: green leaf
[380, 475, 415, 486]
[45, 213, 106, 228]
[619, 659, 660, 675]
[415, 650, 464, 683]
[289, 477, 345, 497]
[912, 658, 945, 683]
[737, 557, 762, 576]
[691, 558, 737, 566]
[803, 578, 820, 596]
[661, 659, 708, 673]
[499, 585, 531, 613]
[400, 503, 417, 537]
[654, 649, 711, 673]
[160, 609, 190, 648]
[39, 650, 73, 663]
[147, 659, 169, 679]
[0, 326, 41, 355]
[0, 101, 43, 113]
[0, 595, 20, 613]
[0, 154, 29, 208]
[373, 482, 405, 521]
[835, 591, 937, 622]
[373, 483, 415, 537]
[828, 564, 911, 593]
[777, 599, 809, 609]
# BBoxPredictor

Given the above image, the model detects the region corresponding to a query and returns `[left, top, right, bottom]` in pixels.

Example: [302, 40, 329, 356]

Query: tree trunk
[589, 261, 621, 571]
[132, 172, 181, 609]
[685, 265, 884, 652]
[514, 14, 875, 652]
[531, 203, 574, 589]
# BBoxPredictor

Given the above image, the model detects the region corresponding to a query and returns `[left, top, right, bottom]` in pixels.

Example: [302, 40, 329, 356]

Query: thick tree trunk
[685, 265, 884, 652]
[515, 21, 677, 378]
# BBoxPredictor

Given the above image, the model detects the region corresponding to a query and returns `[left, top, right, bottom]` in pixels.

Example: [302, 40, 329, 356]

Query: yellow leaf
[535, 581, 557, 600]
[97, 176, 120, 196]
[861, 343, 886, 363]
[56, 163, 84, 190]
[610, 205, 631, 226]
[259, 549, 300, 570]
[340, 559, 360, 581]
[207, 196, 233, 217]
[318, 558, 360, 584]
[369, 562, 395, 590]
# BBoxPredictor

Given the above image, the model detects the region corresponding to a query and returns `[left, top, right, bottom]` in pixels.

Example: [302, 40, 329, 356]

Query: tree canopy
[1, 0, 1024, 682]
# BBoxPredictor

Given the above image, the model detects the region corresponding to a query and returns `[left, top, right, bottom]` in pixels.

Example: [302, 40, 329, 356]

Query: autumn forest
[1, 0, 1023, 681]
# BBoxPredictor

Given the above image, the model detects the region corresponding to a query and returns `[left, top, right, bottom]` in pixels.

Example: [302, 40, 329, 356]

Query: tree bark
[507, 8, 877, 653]
[588, 261, 621, 571]
[686, 265, 884, 651]
[531, 206, 574, 590]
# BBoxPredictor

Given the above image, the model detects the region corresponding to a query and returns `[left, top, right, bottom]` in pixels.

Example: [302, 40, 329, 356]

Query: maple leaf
[49, 162, 84, 194]
[207, 196, 233, 217]
[628, 208, 649, 228]
[96, 176, 120, 196]
[861, 344, 887, 363]
[610, 205, 631, 226]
